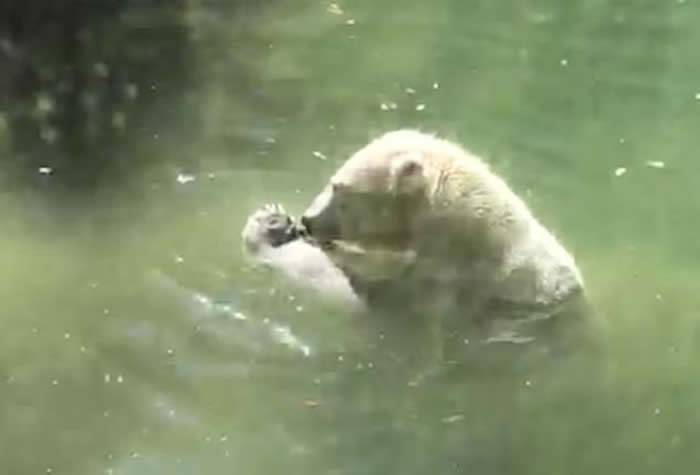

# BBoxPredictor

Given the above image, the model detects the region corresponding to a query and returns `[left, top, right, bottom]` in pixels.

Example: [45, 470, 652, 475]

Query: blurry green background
[1, 0, 700, 473]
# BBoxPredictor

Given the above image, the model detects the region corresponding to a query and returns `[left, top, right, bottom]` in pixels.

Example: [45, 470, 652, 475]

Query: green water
[3, 1, 700, 473]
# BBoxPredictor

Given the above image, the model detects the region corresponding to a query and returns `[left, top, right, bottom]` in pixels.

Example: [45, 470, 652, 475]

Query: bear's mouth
[296, 223, 333, 250]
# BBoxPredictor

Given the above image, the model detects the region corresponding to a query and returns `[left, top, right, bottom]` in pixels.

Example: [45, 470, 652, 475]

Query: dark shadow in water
[0, 1, 195, 194]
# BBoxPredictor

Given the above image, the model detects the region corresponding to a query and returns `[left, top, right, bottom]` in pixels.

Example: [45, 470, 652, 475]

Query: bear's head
[300, 131, 430, 248]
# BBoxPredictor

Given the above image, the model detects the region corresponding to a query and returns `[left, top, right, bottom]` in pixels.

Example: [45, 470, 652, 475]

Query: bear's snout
[300, 215, 314, 236]
[301, 186, 341, 242]
[300, 212, 340, 242]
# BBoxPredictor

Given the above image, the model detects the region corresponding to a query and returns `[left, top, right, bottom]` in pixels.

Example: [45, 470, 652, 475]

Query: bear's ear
[390, 152, 424, 194]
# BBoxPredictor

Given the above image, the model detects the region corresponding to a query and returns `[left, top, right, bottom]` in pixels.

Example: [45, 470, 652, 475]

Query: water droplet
[40, 127, 59, 144]
[442, 414, 464, 423]
[93, 62, 109, 78]
[176, 173, 195, 184]
[36, 94, 54, 113]
[233, 311, 247, 321]
[125, 83, 139, 99]
[327, 3, 343, 14]
[112, 111, 126, 129]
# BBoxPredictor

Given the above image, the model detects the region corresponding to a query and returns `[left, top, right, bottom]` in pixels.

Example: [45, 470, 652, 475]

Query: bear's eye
[332, 182, 349, 194]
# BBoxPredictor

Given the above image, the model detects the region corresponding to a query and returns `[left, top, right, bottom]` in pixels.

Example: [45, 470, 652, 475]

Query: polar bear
[299, 130, 588, 335]
[243, 130, 590, 349]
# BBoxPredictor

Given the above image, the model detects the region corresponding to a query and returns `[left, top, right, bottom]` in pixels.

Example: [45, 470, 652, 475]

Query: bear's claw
[243, 202, 302, 249]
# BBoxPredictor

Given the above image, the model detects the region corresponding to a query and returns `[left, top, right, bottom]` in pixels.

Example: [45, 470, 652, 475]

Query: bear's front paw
[242, 203, 301, 253]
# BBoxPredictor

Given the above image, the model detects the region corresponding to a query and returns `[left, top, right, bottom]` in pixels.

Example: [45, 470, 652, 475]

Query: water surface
[2, 1, 700, 474]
